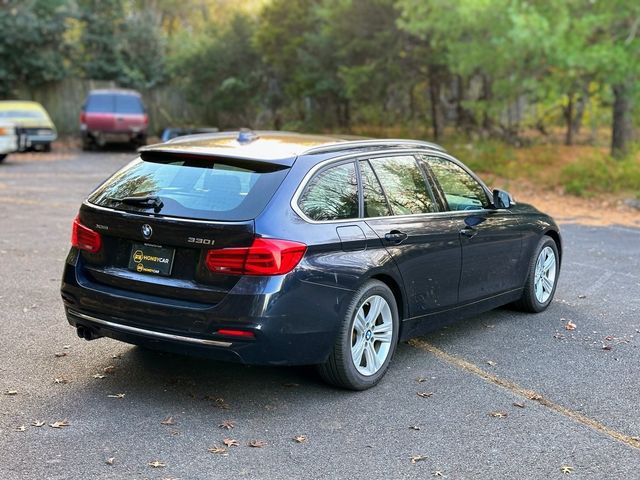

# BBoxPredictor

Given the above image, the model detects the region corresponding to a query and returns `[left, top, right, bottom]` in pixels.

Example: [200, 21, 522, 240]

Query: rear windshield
[85, 94, 144, 114]
[88, 156, 289, 221]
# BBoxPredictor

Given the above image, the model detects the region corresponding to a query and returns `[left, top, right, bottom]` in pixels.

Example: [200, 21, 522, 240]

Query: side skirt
[398, 289, 523, 341]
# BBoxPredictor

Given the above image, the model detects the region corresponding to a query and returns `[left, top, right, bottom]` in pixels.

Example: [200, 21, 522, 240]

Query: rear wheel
[514, 236, 559, 312]
[0, 154, 6, 163]
[317, 279, 399, 390]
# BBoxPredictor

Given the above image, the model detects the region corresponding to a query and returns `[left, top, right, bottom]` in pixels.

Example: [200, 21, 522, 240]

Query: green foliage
[561, 151, 640, 197]
[169, 14, 262, 126]
[0, 0, 70, 97]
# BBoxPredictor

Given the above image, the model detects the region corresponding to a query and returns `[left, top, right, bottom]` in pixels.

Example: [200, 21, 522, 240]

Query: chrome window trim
[68, 309, 233, 347]
[291, 148, 502, 225]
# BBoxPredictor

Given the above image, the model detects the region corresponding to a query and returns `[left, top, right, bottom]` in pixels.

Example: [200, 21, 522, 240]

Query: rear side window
[85, 94, 114, 113]
[369, 156, 436, 215]
[115, 95, 144, 114]
[298, 162, 358, 221]
[89, 156, 289, 221]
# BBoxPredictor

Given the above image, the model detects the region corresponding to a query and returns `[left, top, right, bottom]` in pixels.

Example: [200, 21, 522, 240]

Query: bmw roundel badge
[141, 224, 153, 239]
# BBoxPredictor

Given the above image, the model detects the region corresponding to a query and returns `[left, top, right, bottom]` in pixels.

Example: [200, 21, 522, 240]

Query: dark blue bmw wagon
[61, 131, 561, 389]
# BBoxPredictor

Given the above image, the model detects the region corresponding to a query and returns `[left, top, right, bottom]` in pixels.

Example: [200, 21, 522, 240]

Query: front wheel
[317, 280, 399, 390]
[514, 236, 560, 312]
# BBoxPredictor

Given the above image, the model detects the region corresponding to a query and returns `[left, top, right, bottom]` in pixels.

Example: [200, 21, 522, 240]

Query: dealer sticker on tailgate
[128, 243, 175, 276]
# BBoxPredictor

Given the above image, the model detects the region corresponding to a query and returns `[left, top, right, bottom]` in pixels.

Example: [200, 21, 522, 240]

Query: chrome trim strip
[68, 309, 233, 347]
[290, 148, 503, 225]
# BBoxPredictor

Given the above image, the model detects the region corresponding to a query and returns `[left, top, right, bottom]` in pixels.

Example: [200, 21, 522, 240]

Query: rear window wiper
[108, 195, 164, 212]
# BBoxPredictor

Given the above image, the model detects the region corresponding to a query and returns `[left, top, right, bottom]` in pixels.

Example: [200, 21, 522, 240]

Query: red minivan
[80, 89, 148, 150]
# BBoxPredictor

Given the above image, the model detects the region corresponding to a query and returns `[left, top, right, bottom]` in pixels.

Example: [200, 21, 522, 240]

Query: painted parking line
[409, 338, 640, 451]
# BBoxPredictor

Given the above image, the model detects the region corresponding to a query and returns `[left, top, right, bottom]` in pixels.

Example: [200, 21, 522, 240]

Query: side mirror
[492, 189, 513, 209]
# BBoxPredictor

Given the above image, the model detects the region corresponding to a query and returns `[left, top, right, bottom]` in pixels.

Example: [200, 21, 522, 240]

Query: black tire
[0, 154, 6, 163]
[514, 235, 560, 313]
[42, 143, 52, 152]
[317, 279, 399, 390]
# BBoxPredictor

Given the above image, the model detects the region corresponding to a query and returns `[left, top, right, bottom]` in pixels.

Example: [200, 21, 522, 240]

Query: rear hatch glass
[88, 154, 289, 221]
[85, 94, 144, 114]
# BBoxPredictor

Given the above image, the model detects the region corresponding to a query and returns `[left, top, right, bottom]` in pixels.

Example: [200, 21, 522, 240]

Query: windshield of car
[0, 110, 46, 120]
[88, 156, 289, 221]
[85, 94, 144, 114]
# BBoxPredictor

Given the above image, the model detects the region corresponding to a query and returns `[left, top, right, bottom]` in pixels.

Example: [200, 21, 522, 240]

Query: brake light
[217, 329, 255, 338]
[206, 238, 306, 276]
[71, 216, 102, 253]
[79, 112, 86, 124]
[143, 114, 149, 126]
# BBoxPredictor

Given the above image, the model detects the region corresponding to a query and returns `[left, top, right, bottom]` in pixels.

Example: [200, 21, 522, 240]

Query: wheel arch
[369, 273, 406, 324]
[543, 229, 562, 263]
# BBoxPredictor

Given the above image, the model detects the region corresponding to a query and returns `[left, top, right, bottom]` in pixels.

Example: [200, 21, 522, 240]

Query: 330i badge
[61, 131, 561, 390]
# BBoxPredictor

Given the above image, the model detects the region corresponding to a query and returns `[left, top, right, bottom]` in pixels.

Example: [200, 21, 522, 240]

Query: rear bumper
[61, 251, 351, 366]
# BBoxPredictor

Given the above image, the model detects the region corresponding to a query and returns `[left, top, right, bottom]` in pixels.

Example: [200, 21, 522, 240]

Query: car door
[361, 155, 463, 316]
[420, 155, 522, 304]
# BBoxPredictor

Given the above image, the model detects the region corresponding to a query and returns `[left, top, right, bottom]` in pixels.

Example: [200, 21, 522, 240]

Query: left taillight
[205, 238, 307, 276]
[71, 215, 102, 253]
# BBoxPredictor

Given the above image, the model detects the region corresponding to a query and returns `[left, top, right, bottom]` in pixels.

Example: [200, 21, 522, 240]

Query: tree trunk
[564, 92, 574, 146]
[571, 82, 590, 136]
[428, 69, 441, 141]
[611, 82, 633, 158]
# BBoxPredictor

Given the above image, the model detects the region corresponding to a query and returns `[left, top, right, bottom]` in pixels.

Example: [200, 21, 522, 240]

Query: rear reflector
[206, 238, 306, 276]
[72, 215, 102, 253]
[217, 329, 255, 338]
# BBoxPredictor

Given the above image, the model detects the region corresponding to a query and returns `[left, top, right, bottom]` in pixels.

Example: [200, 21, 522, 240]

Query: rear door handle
[384, 230, 408, 244]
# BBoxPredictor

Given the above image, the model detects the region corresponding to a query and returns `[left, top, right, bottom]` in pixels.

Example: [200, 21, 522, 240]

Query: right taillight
[206, 238, 307, 276]
[71, 215, 102, 253]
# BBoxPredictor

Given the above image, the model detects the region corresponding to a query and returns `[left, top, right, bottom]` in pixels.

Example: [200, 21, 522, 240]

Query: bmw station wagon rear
[61, 131, 561, 389]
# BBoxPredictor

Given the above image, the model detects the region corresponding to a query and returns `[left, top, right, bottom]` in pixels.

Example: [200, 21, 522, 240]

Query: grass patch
[561, 151, 640, 197]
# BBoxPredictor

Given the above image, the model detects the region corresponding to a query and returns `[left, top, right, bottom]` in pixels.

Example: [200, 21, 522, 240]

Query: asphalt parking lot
[1, 150, 639, 479]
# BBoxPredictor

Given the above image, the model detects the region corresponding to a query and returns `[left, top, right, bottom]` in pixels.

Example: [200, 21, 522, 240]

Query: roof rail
[302, 139, 446, 156]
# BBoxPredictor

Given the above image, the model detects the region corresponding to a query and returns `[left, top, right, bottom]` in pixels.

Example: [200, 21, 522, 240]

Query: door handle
[460, 226, 477, 239]
[384, 230, 408, 244]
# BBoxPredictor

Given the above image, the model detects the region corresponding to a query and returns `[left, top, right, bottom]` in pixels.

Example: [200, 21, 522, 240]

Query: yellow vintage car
[0, 101, 57, 151]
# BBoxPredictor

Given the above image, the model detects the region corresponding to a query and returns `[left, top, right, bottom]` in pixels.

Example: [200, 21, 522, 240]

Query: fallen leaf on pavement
[487, 360, 496, 367]
[106, 457, 115, 465]
[107, 393, 125, 399]
[565, 320, 577, 331]
[223, 438, 239, 447]
[415, 377, 427, 383]
[417, 392, 434, 398]
[50, 420, 70, 428]
[148, 460, 166, 468]
[561, 465, 574, 474]
[410, 455, 427, 464]
[433, 472, 445, 477]
[219, 420, 234, 430]
[54, 352, 68, 358]
[4, 390, 18, 395]
[409, 425, 421, 431]
[293, 435, 307, 443]
[15, 425, 26, 432]
[513, 402, 526, 408]
[602, 344, 612, 351]
[62, 345, 71, 350]
[54, 377, 70, 384]
[208, 446, 228, 455]
[161, 416, 176, 426]
[92, 373, 106, 379]
[32, 420, 45, 427]
[103, 366, 116, 374]
[577, 295, 586, 299]
[248, 440, 266, 448]
[488, 411, 508, 418]
[528, 392, 543, 401]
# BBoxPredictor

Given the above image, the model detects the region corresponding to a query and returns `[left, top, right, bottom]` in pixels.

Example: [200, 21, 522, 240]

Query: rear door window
[368, 156, 436, 215]
[85, 94, 115, 113]
[88, 156, 289, 221]
[115, 95, 144, 114]
[359, 160, 391, 217]
[298, 162, 359, 221]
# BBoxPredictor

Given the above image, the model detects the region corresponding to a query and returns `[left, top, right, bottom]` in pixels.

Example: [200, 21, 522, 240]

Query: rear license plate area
[128, 243, 175, 277]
